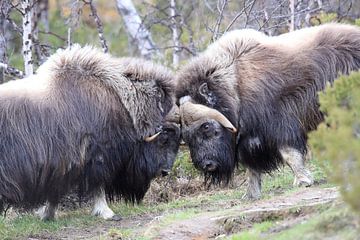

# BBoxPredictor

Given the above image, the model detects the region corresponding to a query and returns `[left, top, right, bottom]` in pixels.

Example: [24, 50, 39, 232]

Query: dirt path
[149, 187, 338, 240]
[29, 187, 339, 239]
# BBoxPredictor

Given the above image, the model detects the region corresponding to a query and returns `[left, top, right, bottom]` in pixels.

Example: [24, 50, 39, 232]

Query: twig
[39, 30, 67, 42]
[225, 0, 256, 33]
[6, 16, 23, 35]
[243, 0, 257, 28]
[212, 0, 228, 42]
[156, 45, 196, 56]
[83, 0, 109, 53]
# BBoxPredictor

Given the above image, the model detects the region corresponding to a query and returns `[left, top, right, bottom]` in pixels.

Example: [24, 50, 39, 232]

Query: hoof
[293, 175, 314, 187]
[35, 206, 55, 221]
[242, 191, 261, 201]
[108, 214, 122, 221]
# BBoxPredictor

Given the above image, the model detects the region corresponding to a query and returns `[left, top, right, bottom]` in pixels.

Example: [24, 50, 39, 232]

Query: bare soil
[151, 187, 338, 240]
[25, 186, 339, 240]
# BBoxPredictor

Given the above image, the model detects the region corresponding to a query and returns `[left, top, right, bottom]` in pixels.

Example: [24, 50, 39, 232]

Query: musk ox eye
[202, 123, 210, 130]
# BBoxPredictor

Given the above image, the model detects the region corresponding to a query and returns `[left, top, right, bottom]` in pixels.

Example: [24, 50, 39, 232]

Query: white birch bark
[22, 0, 34, 77]
[115, 0, 159, 59]
[0, 0, 9, 82]
[289, 0, 295, 32]
[170, 0, 180, 68]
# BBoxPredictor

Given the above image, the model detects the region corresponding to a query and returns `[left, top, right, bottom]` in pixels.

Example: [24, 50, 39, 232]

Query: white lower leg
[35, 202, 57, 221]
[280, 147, 314, 186]
[92, 188, 115, 220]
[243, 168, 262, 200]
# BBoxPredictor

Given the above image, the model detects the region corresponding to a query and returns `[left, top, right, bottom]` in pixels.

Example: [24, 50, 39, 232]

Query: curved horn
[165, 105, 180, 124]
[144, 131, 162, 142]
[180, 101, 237, 133]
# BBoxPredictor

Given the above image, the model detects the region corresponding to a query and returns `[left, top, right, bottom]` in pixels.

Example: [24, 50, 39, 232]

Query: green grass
[267, 205, 358, 240]
[225, 204, 358, 240]
[0, 209, 98, 240]
[227, 221, 274, 240]
[0, 156, 330, 239]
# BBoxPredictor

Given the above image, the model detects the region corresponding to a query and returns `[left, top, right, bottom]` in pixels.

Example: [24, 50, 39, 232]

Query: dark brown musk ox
[0, 45, 180, 220]
[176, 23, 360, 199]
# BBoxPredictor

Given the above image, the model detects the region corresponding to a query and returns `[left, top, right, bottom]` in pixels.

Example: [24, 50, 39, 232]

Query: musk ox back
[0, 45, 178, 214]
[176, 23, 360, 196]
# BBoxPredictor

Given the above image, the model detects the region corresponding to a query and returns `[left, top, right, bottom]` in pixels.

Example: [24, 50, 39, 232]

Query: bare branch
[39, 30, 67, 42]
[212, 0, 228, 42]
[225, 0, 256, 33]
[0, 63, 24, 78]
[6, 16, 23, 35]
[83, 0, 109, 53]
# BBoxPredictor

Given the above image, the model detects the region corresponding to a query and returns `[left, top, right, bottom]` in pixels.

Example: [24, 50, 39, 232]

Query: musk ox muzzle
[179, 97, 237, 183]
[154, 105, 181, 177]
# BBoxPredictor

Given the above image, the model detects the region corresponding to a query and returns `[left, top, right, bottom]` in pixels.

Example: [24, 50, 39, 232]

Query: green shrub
[309, 71, 360, 213]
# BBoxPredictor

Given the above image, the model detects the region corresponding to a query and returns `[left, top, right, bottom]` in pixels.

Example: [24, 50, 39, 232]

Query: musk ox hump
[37, 44, 175, 140]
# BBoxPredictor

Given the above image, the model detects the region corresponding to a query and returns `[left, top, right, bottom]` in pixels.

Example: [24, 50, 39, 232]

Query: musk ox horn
[180, 100, 237, 133]
[144, 105, 180, 142]
[144, 131, 162, 142]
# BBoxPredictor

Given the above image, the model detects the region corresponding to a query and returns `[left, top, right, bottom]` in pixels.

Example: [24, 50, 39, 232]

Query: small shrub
[309, 71, 360, 213]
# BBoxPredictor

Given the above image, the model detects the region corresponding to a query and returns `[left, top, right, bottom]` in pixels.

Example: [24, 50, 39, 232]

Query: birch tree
[22, 0, 34, 77]
[115, 0, 159, 59]
[289, 0, 295, 31]
[170, 0, 180, 68]
[0, 0, 10, 82]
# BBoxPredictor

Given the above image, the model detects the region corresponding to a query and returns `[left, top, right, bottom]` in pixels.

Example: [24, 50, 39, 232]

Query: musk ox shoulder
[0, 45, 180, 220]
[176, 23, 360, 198]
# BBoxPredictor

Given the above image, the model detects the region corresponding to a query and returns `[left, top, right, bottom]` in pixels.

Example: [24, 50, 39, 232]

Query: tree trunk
[22, 0, 34, 77]
[170, 0, 180, 68]
[0, 0, 10, 82]
[115, 0, 159, 59]
[289, 0, 295, 31]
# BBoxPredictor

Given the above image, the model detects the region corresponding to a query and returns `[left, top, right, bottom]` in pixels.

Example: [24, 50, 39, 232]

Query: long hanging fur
[176, 23, 360, 179]
[0, 45, 175, 212]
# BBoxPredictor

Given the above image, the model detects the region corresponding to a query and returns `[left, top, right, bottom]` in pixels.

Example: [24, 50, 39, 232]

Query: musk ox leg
[35, 202, 57, 221]
[280, 147, 314, 187]
[92, 188, 122, 221]
[243, 168, 262, 200]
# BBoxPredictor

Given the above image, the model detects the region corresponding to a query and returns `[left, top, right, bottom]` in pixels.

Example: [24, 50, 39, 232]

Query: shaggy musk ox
[0, 45, 180, 220]
[176, 23, 360, 199]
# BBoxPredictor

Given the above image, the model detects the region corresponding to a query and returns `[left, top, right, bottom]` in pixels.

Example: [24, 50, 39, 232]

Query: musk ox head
[154, 105, 181, 176]
[176, 56, 239, 183]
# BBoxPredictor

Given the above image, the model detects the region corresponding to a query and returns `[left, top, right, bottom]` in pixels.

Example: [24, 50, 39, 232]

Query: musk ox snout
[160, 169, 171, 177]
[203, 160, 217, 172]
[154, 112, 181, 178]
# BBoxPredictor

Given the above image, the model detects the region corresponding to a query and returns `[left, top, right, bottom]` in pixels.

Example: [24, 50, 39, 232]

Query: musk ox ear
[199, 82, 209, 97]
[199, 82, 217, 106]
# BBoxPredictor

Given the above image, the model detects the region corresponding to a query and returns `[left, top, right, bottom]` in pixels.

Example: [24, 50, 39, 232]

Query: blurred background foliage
[309, 70, 360, 214]
[4, 0, 360, 72]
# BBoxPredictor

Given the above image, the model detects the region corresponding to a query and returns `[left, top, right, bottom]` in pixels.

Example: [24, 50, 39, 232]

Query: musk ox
[0, 45, 180, 220]
[176, 23, 360, 199]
